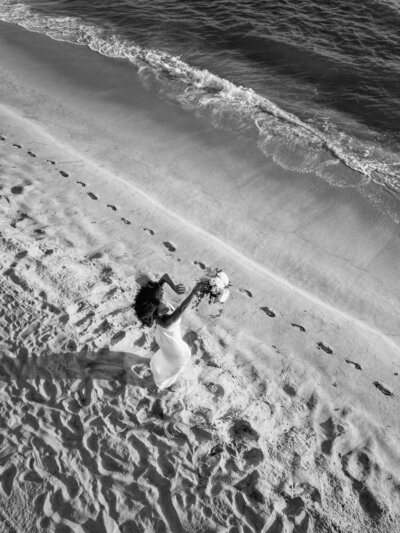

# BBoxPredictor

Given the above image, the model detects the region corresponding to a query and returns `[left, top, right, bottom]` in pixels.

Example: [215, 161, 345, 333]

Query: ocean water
[1, 0, 400, 220]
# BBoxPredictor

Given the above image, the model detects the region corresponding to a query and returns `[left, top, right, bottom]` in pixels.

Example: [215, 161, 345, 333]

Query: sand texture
[0, 21, 400, 533]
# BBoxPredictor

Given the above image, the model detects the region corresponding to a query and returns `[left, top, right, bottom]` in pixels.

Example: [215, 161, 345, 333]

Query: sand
[0, 20, 399, 533]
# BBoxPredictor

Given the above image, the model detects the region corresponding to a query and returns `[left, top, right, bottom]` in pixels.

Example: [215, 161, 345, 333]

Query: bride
[133, 274, 203, 389]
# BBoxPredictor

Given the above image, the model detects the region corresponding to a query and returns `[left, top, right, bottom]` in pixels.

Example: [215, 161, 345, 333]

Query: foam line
[0, 0, 400, 207]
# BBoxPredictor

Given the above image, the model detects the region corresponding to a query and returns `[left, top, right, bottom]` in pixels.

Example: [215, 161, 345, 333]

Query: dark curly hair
[133, 281, 162, 327]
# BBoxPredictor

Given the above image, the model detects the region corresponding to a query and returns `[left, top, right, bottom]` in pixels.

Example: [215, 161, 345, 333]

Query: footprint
[194, 260, 206, 270]
[283, 383, 297, 397]
[345, 359, 362, 371]
[10, 212, 28, 228]
[100, 265, 113, 284]
[15, 250, 28, 260]
[12, 144, 21, 149]
[46, 159, 55, 165]
[291, 323, 305, 332]
[110, 330, 126, 345]
[260, 306, 275, 318]
[163, 241, 176, 252]
[88, 251, 102, 260]
[134, 333, 146, 348]
[143, 227, 154, 235]
[320, 417, 343, 454]
[283, 494, 306, 519]
[21, 471, 42, 484]
[191, 426, 213, 442]
[59, 170, 68, 177]
[76, 181, 86, 187]
[11, 186, 24, 195]
[373, 381, 393, 396]
[243, 448, 264, 467]
[107, 204, 117, 211]
[340, 453, 383, 519]
[87, 192, 98, 200]
[317, 342, 333, 355]
[239, 288, 253, 298]
[0, 464, 17, 497]
[121, 217, 131, 225]
[204, 381, 225, 400]
[234, 471, 264, 504]
[209, 444, 224, 457]
[59, 313, 70, 325]
[27, 151, 36, 157]
[230, 419, 259, 442]
[150, 398, 164, 419]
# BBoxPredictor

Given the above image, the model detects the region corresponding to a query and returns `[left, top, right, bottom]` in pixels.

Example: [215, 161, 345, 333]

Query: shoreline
[0, 19, 399, 533]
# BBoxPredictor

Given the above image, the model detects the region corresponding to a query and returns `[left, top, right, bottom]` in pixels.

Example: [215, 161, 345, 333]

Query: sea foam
[1, 0, 399, 221]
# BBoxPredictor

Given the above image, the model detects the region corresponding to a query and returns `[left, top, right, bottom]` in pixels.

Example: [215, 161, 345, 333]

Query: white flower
[216, 271, 229, 287]
[214, 278, 225, 292]
[219, 288, 230, 303]
[211, 285, 220, 295]
[209, 277, 217, 286]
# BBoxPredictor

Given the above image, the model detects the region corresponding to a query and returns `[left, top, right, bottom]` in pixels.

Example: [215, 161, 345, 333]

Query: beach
[0, 18, 400, 533]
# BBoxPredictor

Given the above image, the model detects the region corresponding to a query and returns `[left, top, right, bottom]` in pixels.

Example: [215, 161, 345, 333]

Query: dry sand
[0, 20, 399, 533]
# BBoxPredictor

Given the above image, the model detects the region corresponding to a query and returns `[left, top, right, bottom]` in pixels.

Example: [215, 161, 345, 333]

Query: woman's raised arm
[156, 282, 203, 327]
[158, 273, 186, 294]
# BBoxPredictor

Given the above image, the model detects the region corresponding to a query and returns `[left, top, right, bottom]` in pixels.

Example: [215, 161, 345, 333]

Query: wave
[1, 0, 400, 221]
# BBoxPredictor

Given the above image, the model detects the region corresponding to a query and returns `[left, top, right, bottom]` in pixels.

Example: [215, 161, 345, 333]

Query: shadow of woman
[0, 346, 154, 399]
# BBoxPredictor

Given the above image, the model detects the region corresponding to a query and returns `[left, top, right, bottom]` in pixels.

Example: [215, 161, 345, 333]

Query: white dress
[150, 306, 191, 389]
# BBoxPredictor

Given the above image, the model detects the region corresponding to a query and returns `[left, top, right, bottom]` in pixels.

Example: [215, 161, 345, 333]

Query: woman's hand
[192, 281, 206, 294]
[174, 283, 186, 295]
[160, 281, 203, 327]
[159, 274, 185, 294]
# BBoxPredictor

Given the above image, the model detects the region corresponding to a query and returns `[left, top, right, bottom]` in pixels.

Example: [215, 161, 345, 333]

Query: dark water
[30, 0, 400, 134]
[1, 0, 400, 218]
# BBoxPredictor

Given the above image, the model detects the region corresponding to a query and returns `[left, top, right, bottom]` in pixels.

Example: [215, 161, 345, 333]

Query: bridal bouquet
[195, 269, 231, 306]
